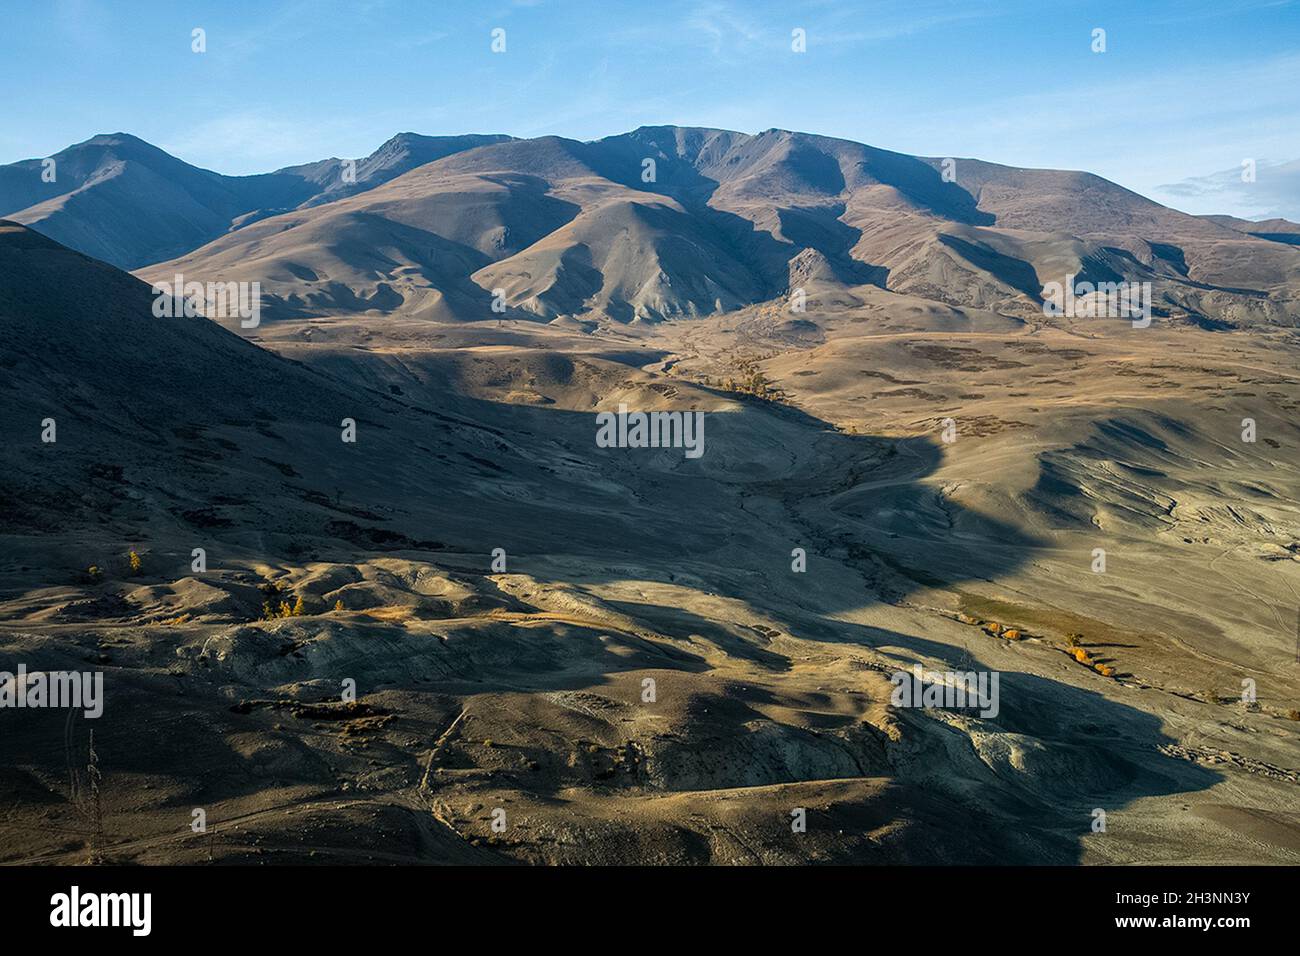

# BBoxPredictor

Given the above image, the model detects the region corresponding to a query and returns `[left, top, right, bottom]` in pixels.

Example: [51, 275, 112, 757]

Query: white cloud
[859, 50, 1300, 209]
[160, 112, 357, 172]
[1155, 159, 1300, 221]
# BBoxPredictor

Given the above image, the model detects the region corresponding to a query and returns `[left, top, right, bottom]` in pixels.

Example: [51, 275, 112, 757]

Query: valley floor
[2, 305, 1298, 865]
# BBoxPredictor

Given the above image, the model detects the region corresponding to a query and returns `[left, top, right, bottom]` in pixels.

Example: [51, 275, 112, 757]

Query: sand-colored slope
[130, 126, 1300, 329]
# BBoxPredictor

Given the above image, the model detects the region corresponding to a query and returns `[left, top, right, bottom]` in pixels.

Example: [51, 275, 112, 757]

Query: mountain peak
[72, 132, 169, 157]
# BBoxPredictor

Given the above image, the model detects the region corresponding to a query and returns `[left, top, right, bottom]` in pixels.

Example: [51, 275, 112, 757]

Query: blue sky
[3, 0, 1299, 217]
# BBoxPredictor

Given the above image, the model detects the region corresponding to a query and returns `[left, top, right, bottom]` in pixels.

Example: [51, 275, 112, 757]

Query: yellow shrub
[1094, 664, 1115, 678]
[1070, 648, 1090, 664]
[128, 550, 142, 575]
[333, 599, 344, 612]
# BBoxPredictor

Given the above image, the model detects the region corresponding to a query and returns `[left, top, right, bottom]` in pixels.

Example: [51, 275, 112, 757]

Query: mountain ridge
[4, 126, 1298, 327]
[148, 126, 1300, 328]
[0, 131, 513, 269]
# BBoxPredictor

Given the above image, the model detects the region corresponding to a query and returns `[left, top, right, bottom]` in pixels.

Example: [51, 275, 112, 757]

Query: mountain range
[3, 127, 1298, 329]
[0, 132, 511, 270]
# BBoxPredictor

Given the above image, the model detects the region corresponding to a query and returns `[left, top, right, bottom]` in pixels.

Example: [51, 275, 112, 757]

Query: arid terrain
[1, 126, 1298, 865]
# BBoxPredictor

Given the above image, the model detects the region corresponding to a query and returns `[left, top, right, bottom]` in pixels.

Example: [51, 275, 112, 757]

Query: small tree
[128, 551, 142, 576]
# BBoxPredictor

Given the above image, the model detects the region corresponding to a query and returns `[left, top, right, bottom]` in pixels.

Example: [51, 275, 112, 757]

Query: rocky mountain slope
[128, 126, 1300, 328]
